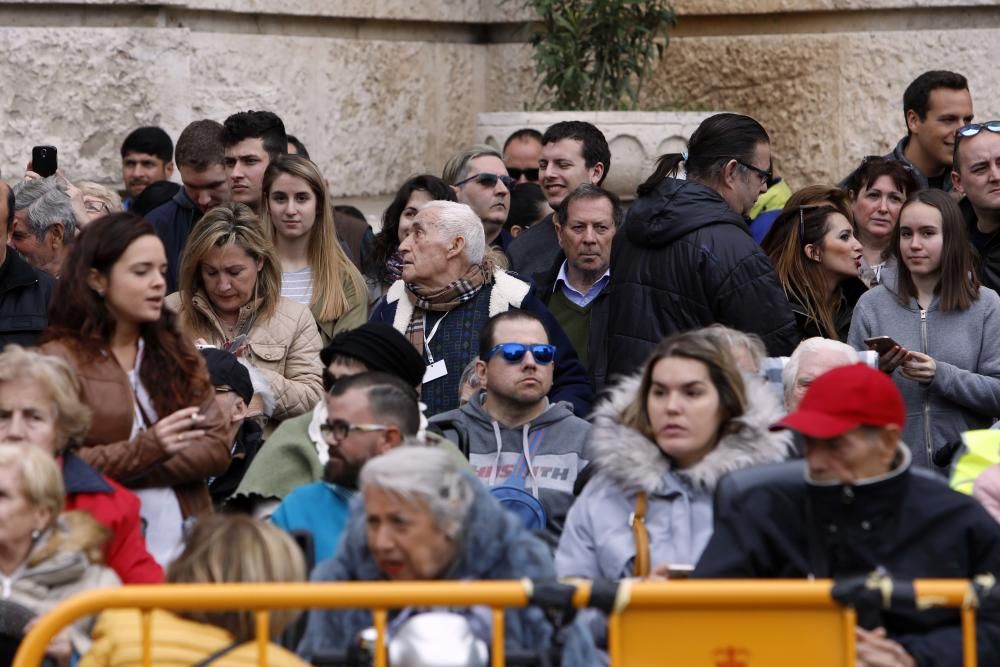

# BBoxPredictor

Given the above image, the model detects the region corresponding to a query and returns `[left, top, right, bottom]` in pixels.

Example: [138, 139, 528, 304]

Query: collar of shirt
[554, 259, 610, 307]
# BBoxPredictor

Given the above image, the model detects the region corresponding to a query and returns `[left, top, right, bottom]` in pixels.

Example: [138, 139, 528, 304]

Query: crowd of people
[1, 68, 1000, 666]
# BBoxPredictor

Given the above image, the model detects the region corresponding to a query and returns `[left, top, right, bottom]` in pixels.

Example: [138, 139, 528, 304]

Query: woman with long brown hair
[42, 212, 230, 567]
[262, 155, 367, 344]
[765, 188, 867, 341]
[849, 189, 1000, 471]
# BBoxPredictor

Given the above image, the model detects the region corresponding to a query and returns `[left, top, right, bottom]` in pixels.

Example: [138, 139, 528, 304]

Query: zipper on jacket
[920, 308, 933, 466]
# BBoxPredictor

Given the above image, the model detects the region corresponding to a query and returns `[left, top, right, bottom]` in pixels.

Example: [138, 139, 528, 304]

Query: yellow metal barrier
[13, 579, 979, 667]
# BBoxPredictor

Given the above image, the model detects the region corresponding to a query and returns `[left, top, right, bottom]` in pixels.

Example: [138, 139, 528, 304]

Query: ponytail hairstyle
[894, 189, 979, 312]
[637, 113, 770, 197]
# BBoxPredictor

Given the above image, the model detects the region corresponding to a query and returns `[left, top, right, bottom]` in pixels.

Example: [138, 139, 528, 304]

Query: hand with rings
[153, 406, 206, 454]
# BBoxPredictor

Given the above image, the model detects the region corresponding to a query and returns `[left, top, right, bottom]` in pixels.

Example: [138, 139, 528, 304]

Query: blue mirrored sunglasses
[957, 121, 1000, 138]
[484, 343, 557, 365]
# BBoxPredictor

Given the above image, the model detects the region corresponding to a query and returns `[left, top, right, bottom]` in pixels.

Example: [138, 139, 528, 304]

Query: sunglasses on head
[506, 167, 539, 182]
[484, 343, 556, 365]
[956, 121, 1000, 139]
[454, 172, 517, 190]
[798, 204, 820, 243]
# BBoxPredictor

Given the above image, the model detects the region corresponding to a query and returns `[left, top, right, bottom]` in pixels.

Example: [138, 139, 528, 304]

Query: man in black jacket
[0, 182, 53, 349]
[695, 364, 1000, 667]
[605, 113, 798, 381]
[951, 120, 1000, 293]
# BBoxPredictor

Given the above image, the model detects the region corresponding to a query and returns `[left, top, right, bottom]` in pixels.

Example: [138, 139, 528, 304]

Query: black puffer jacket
[605, 178, 798, 380]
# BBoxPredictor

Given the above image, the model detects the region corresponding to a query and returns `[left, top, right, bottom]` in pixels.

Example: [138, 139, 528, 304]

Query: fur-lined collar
[385, 270, 531, 335]
[589, 372, 793, 495]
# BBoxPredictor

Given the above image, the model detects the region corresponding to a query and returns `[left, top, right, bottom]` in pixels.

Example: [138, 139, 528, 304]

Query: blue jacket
[145, 188, 199, 294]
[296, 475, 597, 665]
[370, 270, 594, 418]
[271, 481, 353, 567]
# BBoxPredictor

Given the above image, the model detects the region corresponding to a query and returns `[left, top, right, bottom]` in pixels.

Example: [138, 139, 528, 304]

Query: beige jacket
[165, 292, 323, 421]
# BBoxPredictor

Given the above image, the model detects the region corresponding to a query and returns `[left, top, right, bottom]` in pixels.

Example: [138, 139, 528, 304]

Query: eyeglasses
[798, 205, 819, 243]
[84, 200, 110, 215]
[956, 121, 1000, 138]
[506, 167, 539, 182]
[319, 418, 388, 443]
[453, 172, 517, 191]
[484, 343, 557, 365]
[734, 159, 773, 186]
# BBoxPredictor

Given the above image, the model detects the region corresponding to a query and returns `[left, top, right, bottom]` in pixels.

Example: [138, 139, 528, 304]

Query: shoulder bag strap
[630, 491, 651, 577]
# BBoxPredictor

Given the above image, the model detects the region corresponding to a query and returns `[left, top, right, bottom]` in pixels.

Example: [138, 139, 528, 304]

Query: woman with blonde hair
[0, 444, 119, 662]
[263, 155, 367, 344]
[167, 203, 323, 422]
[82, 514, 309, 667]
[0, 345, 162, 584]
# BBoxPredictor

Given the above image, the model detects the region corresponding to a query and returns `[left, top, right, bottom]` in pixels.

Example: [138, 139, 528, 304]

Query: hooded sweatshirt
[847, 283, 1000, 471]
[605, 178, 798, 381]
[555, 372, 792, 580]
[429, 390, 591, 542]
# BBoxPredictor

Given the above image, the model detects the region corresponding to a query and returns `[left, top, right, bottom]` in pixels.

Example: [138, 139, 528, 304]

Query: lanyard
[423, 311, 449, 364]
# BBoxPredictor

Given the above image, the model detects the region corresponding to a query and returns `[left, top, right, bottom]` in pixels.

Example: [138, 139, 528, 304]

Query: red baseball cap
[771, 363, 905, 438]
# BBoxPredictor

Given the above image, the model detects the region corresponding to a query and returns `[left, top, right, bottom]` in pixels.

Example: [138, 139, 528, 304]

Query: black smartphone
[31, 145, 58, 178]
[864, 336, 900, 356]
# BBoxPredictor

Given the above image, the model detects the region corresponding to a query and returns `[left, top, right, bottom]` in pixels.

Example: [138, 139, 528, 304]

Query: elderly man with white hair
[296, 446, 598, 665]
[783, 337, 861, 411]
[370, 200, 592, 417]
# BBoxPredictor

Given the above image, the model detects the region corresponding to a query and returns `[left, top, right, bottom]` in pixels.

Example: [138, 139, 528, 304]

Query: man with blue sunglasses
[430, 310, 592, 544]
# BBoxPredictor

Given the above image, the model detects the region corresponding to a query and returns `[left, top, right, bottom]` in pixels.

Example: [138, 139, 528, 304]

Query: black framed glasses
[734, 159, 773, 186]
[454, 172, 516, 190]
[319, 418, 388, 443]
[83, 199, 110, 215]
[798, 205, 819, 243]
[956, 121, 1000, 139]
[484, 343, 557, 365]
[506, 167, 540, 182]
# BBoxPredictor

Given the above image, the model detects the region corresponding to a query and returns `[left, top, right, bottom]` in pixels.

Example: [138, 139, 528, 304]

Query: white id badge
[423, 359, 448, 384]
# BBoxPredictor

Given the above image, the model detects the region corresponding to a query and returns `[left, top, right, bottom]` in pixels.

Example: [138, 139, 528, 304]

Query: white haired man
[783, 337, 861, 411]
[370, 201, 592, 417]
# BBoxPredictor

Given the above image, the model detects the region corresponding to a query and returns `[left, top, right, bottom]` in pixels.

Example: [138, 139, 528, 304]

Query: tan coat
[165, 292, 323, 421]
[41, 340, 231, 518]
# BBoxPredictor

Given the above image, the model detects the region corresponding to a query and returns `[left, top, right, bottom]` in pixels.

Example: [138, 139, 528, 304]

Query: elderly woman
[370, 200, 592, 417]
[0, 346, 161, 584]
[77, 182, 124, 222]
[167, 202, 323, 422]
[82, 514, 309, 667]
[297, 446, 596, 665]
[0, 444, 120, 661]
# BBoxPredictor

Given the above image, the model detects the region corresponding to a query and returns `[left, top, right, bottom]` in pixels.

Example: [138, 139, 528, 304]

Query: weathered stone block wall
[1, 1, 998, 209]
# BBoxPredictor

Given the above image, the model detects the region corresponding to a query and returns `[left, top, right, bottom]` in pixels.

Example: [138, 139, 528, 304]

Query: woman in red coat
[0, 344, 162, 583]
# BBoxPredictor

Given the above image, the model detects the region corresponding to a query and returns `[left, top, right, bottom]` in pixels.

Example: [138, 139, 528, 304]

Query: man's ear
[553, 221, 565, 250]
[589, 162, 606, 185]
[951, 169, 965, 195]
[876, 424, 901, 466]
[231, 397, 249, 424]
[48, 222, 65, 246]
[165, 161, 175, 179]
[720, 159, 740, 189]
[379, 426, 404, 453]
[905, 109, 921, 135]
[447, 236, 466, 260]
[475, 358, 488, 385]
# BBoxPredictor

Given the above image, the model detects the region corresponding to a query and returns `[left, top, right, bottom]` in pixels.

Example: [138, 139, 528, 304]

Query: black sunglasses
[734, 158, 773, 186]
[506, 167, 540, 182]
[454, 172, 516, 190]
[484, 343, 557, 365]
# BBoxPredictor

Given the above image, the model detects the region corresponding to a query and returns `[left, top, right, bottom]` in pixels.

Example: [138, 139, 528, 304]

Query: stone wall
[1, 1, 997, 211]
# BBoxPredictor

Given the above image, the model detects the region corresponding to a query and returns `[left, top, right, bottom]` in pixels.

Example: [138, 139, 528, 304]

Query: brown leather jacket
[41, 340, 231, 518]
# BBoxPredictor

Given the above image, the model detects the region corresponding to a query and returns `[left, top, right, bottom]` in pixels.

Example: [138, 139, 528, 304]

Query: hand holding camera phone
[31, 145, 58, 178]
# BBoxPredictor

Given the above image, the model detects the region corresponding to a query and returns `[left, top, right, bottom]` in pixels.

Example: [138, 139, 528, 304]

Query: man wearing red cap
[694, 364, 1000, 666]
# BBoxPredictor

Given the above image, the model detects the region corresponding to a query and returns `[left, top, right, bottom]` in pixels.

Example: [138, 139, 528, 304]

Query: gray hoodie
[848, 284, 1000, 470]
[429, 389, 591, 541]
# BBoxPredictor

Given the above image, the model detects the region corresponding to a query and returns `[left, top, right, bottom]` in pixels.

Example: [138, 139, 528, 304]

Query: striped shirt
[281, 266, 314, 306]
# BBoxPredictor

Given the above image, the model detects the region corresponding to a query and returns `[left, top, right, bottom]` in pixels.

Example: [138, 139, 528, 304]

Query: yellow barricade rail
[13, 579, 979, 667]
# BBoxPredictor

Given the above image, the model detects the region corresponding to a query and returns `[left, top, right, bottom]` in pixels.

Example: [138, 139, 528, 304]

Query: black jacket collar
[0, 248, 40, 295]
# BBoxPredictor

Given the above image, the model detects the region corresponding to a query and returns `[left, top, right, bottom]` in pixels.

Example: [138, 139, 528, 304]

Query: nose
[804, 443, 830, 475]
[496, 178, 510, 195]
[3, 414, 25, 441]
[516, 174, 529, 185]
[542, 162, 557, 180]
[664, 391, 683, 414]
[581, 226, 597, 244]
[371, 523, 394, 554]
[398, 235, 414, 254]
[198, 190, 212, 208]
[877, 196, 890, 212]
[851, 236, 863, 253]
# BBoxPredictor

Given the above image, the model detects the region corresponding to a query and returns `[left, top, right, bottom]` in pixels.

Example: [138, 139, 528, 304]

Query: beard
[323, 452, 363, 490]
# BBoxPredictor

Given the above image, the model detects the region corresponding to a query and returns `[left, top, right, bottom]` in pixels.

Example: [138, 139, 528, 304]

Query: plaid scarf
[404, 262, 490, 352]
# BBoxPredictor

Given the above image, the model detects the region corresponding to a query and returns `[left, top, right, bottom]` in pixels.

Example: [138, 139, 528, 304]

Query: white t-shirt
[281, 266, 314, 306]
[127, 339, 185, 568]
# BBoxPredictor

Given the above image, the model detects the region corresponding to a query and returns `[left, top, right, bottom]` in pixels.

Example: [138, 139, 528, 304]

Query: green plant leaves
[524, 0, 676, 111]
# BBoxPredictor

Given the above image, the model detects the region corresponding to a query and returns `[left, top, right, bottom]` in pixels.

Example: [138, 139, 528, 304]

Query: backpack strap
[630, 491, 650, 577]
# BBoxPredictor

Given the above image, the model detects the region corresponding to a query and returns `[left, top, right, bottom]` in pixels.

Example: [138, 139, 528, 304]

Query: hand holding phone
[865, 336, 909, 373]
